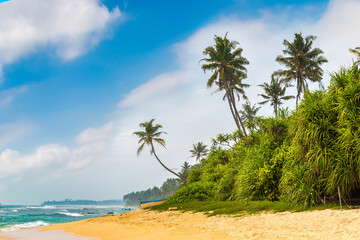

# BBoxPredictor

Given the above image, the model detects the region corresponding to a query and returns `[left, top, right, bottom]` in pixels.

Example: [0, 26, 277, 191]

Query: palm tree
[177, 162, 191, 187]
[275, 32, 328, 108]
[349, 47, 360, 65]
[189, 142, 208, 162]
[258, 76, 295, 117]
[239, 101, 260, 130]
[201, 34, 250, 136]
[133, 119, 185, 182]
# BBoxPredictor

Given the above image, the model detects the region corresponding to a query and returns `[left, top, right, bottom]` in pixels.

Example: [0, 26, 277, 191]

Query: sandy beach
[2, 208, 360, 239]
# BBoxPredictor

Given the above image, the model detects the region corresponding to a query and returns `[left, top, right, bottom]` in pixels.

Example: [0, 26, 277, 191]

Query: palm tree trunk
[150, 142, 186, 183]
[228, 90, 247, 137]
[275, 104, 278, 118]
[229, 90, 248, 136]
[225, 88, 242, 131]
[296, 75, 302, 109]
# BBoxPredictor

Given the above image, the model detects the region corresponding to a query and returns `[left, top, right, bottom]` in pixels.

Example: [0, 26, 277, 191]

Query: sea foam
[26, 206, 55, 209]
[57, 212, 84, 217]
[1, 221, 49, 231]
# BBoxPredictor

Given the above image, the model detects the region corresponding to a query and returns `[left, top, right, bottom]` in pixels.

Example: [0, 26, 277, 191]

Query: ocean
[0, 205, 135, 231]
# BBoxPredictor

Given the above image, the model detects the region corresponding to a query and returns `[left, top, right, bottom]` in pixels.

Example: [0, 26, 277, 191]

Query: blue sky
[0, 0, 358, 204]
[1, 0, 329, 151]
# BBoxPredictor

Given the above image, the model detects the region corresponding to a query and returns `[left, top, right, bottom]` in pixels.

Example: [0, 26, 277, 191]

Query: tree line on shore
[133, 32, 360, 207]
[123, 178, 179, 205]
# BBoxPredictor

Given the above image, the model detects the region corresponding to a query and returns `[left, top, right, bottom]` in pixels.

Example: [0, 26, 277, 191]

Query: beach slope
[38, 208, 360, 240]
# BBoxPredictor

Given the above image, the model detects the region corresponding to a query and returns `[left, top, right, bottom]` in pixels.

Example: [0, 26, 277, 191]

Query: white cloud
[2, 0, 360, 203]
[0, 0, 121, 66]
[0, 144, 69, 180]
[119, 71, 193, 108]
[76, 122, 114, 145]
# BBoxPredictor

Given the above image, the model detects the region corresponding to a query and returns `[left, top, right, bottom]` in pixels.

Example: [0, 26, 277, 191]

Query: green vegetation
[189, 142, 208, 162]
[150, 201, 342, 216]
[239, 101, 260, 130]
[123, 179, 179, 206]
[133, 119, 186, 183]
[275, 32, 328, 108]
[201, 34, 249, 135]
[349, 47, 360, 62]
[258, 76, 294, 117]
[134, 32, 360, 213]
[167, 182, 215, 203]
[170, 64, 360, 208]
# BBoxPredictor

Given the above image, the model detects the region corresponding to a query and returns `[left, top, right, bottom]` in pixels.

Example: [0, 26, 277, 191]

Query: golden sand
[37, 208, 360, 240]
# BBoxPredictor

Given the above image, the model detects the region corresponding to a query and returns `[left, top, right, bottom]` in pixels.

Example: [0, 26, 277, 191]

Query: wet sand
[0, 229, 96, 240]
[2, 208, 360, 239]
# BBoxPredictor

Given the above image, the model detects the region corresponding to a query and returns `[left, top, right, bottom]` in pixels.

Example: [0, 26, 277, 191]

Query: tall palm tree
[133, 119, 185, 182]
[275, 32, 328, 108]
[189, 142, 208, 162]
[239, 101, 260, 130]
[349, 47, 360, 65]
[201, 34, 250, 136]
[258, 76, 295, 117]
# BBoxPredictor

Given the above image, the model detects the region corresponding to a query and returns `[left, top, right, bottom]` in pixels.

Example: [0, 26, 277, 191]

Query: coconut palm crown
[238, 101, 260, 130]
[189, 142, 208, 162]
[201, 34, 250, 136]
[349, 47, 360, 65]
[275, 32, 328, 108]
[133, 119, 185, 181]
[258, 76, 295, 117]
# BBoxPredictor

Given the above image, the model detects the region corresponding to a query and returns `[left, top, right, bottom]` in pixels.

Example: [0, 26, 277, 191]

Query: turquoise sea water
[0, 205, 134, 231]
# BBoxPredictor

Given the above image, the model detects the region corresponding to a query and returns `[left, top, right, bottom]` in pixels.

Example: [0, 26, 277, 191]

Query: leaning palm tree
[275, 32, 328, 108]
[258, 76, 295, 117]
[189, 142, 208, 162]
[201, 34, 250, 136]
[133, 119, 185, 182]
[239, 101, 260, 130]
[349, 47, 360, 65]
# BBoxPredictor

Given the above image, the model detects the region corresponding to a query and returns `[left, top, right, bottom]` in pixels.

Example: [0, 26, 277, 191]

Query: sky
[0, 0, 359, 204]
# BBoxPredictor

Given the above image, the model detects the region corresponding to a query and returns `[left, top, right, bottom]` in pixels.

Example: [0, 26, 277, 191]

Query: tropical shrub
[167, 181, 216, 203]
[280, 64, 360, 205]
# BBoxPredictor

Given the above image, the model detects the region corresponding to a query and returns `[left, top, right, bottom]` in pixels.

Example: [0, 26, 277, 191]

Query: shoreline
[1, 208, 360, 239]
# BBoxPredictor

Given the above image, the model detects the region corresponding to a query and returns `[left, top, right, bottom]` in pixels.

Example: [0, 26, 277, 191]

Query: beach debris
[168, 207, 177, 211]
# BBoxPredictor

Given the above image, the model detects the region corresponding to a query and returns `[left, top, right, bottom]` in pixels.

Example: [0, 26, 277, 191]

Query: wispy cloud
[0, 85, 27, 107]
[0, 121, 33, 149]
[76, 122, 114, 145]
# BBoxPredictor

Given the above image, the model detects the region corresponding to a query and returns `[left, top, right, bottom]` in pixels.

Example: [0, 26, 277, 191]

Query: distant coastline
[41, 199, 125, 206]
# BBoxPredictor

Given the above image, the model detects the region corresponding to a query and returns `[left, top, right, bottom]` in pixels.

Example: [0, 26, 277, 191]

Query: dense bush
[280, 64, 360, 205]
[167, 181, 216, 203]
[171, 64, 360, 207]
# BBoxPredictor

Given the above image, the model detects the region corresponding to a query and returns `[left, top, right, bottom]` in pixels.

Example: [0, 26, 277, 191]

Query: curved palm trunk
[150, 142, 186, 183]
[229, 90, 248, 136]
